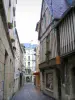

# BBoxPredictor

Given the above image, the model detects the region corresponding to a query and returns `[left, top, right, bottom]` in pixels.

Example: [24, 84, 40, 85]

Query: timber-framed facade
[38, 0, 75, 100]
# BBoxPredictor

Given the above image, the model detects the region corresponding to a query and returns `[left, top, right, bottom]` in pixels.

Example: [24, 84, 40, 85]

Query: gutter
[0, 0, 14, 57]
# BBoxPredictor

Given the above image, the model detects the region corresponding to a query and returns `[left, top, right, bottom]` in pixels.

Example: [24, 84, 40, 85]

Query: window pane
[46, 73, 53, 90]
[28, 56, 30, 61]
[28, 62, 30, 67]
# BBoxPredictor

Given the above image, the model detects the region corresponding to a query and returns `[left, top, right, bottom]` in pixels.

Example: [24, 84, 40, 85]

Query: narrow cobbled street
[12, 83, 54, 100]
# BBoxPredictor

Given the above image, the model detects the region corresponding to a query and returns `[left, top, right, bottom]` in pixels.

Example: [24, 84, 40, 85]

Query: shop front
[33, 72, 40, 89]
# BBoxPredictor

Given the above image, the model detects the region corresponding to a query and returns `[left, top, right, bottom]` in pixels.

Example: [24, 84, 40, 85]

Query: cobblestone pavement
[12, 83, 54, 100]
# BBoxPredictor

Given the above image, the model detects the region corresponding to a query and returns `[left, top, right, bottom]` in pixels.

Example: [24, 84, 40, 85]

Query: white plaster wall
[3, 0, 9, 20]
[24, 48, 36, 71]
[3, 0, 16, 22]
[14, 36, 21, 92]
[0, 15, 14, 100]
[23, 48, 36, 83]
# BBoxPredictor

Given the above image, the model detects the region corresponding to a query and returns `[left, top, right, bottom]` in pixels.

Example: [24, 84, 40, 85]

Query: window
[41, 14, 46, 34]
[43, 13, 46, 29]
[25, 69, 27, 74]
[28, 56, 30, 61]
[16, 0, 17, 4]
[27, 50, 30, 54]
[45, 8, 51, 27]
[28, 62, 30, 67]
[46, 73, 53, 90]
[28, 69, 31, 74]
[46, 34, 50, 51]
[32, 55, 36, 61]
[24, 62, 26, 66]
[46, 34, 50, 61]
[13, 7, 15, 16]
[24, 56, 26, 60]
[14, 21, 16, 27]
[9, 0, 11, 7]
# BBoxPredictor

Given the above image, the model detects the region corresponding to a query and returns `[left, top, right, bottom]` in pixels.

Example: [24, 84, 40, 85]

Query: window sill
[45, 88, 53, 93]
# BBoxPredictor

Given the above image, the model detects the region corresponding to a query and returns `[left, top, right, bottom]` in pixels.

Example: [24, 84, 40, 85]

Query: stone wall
[0, 15, 14, 100]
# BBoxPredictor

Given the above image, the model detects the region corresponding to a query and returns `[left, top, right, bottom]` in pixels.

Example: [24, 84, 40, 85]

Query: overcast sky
[16, 0, 42, 44]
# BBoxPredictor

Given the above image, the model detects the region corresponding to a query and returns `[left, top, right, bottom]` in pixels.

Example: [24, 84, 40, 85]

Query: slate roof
[66, 0, 75, 6]
[44, 0, 69, 19]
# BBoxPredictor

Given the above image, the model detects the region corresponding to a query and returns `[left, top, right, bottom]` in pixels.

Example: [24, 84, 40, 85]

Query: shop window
[46, 73, 53, 90]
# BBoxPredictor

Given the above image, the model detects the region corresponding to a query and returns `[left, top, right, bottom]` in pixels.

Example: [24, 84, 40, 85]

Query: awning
[33, 72, 40, 75]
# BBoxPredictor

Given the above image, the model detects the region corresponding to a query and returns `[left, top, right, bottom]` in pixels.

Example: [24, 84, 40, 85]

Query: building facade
[22, 43, 37, 83]
[38, 0, 75, 100]
[0, 0, 17, 99]
[55, 7, 75, 100]
[0, 0, 23, 100]
[21, 44, 26, 86]
[33, 43, 40, 88]
[14, 29, 23, 93]
[38, 0, 58, 99]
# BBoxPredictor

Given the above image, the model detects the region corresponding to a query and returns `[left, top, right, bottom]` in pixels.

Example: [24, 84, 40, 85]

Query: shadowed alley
[12, 83, 55, 100]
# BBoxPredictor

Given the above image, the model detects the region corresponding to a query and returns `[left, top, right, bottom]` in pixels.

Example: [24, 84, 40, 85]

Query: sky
[16, 0, 42, 44]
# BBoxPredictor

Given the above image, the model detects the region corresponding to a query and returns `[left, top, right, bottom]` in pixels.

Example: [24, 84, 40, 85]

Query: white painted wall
[23, 48, 36, 72]
[14, 34, 22, 92]
[0, 15, 14, 100]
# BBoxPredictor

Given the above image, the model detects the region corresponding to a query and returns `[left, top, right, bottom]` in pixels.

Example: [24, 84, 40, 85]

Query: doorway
[56, 68, 61, 100]
[71, 67, 75, 95]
